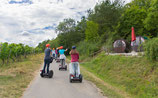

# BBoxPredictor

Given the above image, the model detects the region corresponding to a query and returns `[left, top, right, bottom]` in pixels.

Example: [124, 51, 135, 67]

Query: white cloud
[0, 0, 131, 47]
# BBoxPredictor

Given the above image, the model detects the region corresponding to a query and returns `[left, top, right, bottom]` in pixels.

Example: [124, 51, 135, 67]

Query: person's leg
[43, 59, 47, 73]
[72, 62, 75, 75]
[60, 59, 63, 66]
[62, 59, 64, 67]
[47, 62, 50, 74]
[45, 59, 50, 73]
[75, 62, 79, 76]
[63, 59, 65, 66]
[74, 62, 79, 77]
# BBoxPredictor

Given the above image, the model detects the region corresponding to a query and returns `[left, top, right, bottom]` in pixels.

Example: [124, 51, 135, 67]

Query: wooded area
[37, 0, 158, 60]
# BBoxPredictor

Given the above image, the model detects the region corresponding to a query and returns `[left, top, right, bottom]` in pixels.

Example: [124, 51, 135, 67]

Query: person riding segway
[56, 47, 60, 63]
[69, 46, 82, 83]
[40, 44, 53, 78]
[59, 46, 68, 70]
[52, 48, 56, 62]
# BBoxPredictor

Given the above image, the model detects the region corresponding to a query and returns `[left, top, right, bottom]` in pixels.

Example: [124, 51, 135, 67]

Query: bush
[144, 38, 158, 61]
[77, 41, 101, 56]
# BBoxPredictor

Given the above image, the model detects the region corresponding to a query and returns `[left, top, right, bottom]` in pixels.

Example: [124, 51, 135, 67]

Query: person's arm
[65, 48, 68, 51]
[69, 50, 72, 54]
[50, 50, 52, 56]
[78, 53, 79, 59]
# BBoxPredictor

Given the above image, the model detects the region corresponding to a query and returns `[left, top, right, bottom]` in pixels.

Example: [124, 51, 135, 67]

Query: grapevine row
[0, 42, 42, 65]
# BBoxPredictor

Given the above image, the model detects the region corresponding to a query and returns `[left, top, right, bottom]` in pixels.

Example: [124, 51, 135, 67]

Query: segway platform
[40, 70, 53, 78]
[69, 74, 82, 83]
[59, 64, 67, 70]
[56, 58, 60, 63]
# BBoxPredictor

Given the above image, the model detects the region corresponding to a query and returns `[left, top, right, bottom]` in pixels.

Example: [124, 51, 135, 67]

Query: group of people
[43, 44, 79, 75]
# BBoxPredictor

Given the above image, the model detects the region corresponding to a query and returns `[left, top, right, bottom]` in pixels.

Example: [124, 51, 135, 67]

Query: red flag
[131, 27, 136, 41]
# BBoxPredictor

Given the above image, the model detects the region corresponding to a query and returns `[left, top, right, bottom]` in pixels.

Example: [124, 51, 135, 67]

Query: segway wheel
[65, 65, 67, 71]
[69, 75, 73, 83]
[48, 70, 53, 78]
[40, 73, 44, 77]
[59, 68, 61, 70]
[40, 70, 44, 77]
[79, 74, 82, 83]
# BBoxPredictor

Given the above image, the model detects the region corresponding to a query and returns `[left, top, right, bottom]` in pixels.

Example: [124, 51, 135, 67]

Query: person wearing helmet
[52, 48, 56, 60]
[69, 46, 80, 76]
[59, 46, 67, 66]
[55, 48, 58, 58]
[57, 47, 60, 57]
[43, 44, 52, 74]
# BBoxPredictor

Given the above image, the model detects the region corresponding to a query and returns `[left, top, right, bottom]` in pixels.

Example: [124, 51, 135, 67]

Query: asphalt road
[23, 60, 106, 98]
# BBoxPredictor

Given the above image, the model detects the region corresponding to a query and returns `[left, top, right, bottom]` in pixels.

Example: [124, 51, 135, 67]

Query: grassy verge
[80, 66, 128, 98]
[81, 52, 158, 98]
[0, 53, 44, 98]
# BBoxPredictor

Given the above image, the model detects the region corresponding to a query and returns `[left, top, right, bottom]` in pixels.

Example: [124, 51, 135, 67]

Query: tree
[75, 16, 87, 41]
[88, 0, 123, 35]
[56, 18, 76, 34]
[55, 18, 87, 49]
[116, 0, 152, 40]
[144, 0, 158, 37]
[85, 21, 99, 42]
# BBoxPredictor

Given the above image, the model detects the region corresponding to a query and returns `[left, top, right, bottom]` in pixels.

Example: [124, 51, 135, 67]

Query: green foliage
[42, 18, 87, 50]
[48, 38, 60, 49]
[144, 0, 158, 37]
[0, 42, 39, 65]
[85, 21, 99, 42]
[37, 39, 50, 51]
[0, 43, 9, 63]
[144, 38, 158, 61]
[88, 0, 123, 35]
[75, 16, 87, 40]
[38, 0, 158, 56]
[117, 3, 148, 40]
[77, 41, 101, 56]
[56, 18, 76, 34]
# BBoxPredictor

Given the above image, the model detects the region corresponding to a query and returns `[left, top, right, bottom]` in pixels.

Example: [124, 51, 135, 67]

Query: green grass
[80, 66, 125, 98]
[0, 53, 44, 98]
[81, 52, 158, 98]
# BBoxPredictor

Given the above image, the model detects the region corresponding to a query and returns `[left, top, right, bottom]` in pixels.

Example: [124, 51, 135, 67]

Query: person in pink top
[55, 48, 58, 58]
[69, 46, 80, 77]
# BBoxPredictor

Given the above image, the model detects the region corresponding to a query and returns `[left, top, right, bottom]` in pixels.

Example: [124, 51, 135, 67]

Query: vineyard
[0, 42, 42, 65]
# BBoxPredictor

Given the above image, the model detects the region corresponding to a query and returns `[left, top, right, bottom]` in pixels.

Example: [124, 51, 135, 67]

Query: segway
[56, 54, 60, 63]
[56, 57, 60, 63]
[59, 59, 67, 70]
[69, 63, 82, 83]
[40, 70, 53, 78]
[69, 74, 82, 83]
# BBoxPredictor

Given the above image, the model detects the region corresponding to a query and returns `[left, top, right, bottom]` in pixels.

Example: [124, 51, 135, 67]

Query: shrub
[144, 38, 158, 61]
[77, 41, 101, 56]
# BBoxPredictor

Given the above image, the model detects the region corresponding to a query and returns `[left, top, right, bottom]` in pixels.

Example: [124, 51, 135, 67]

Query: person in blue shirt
[59, 46, 67, 66]
[43, 44, 52, 74]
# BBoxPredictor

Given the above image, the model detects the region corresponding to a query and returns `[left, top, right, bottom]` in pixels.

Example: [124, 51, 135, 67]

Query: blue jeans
[52, 54, 55, 58]
[60, 59, 65, 67]
[43, 59, 50, 73]
[72, 62, 78, 76]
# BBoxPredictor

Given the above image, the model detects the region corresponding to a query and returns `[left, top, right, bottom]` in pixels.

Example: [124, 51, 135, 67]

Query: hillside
[80, 52, 158, 98]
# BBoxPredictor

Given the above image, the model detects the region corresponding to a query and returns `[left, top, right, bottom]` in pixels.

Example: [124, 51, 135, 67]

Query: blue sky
[9, 0, 33, 4]
[0, 0, 131, 47]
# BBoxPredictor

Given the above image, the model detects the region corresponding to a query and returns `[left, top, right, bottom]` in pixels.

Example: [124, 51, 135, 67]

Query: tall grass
[0, 53, 44, 98]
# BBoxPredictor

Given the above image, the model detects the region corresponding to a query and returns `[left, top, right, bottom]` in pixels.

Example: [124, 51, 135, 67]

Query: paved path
[23, 61, 106, 98]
